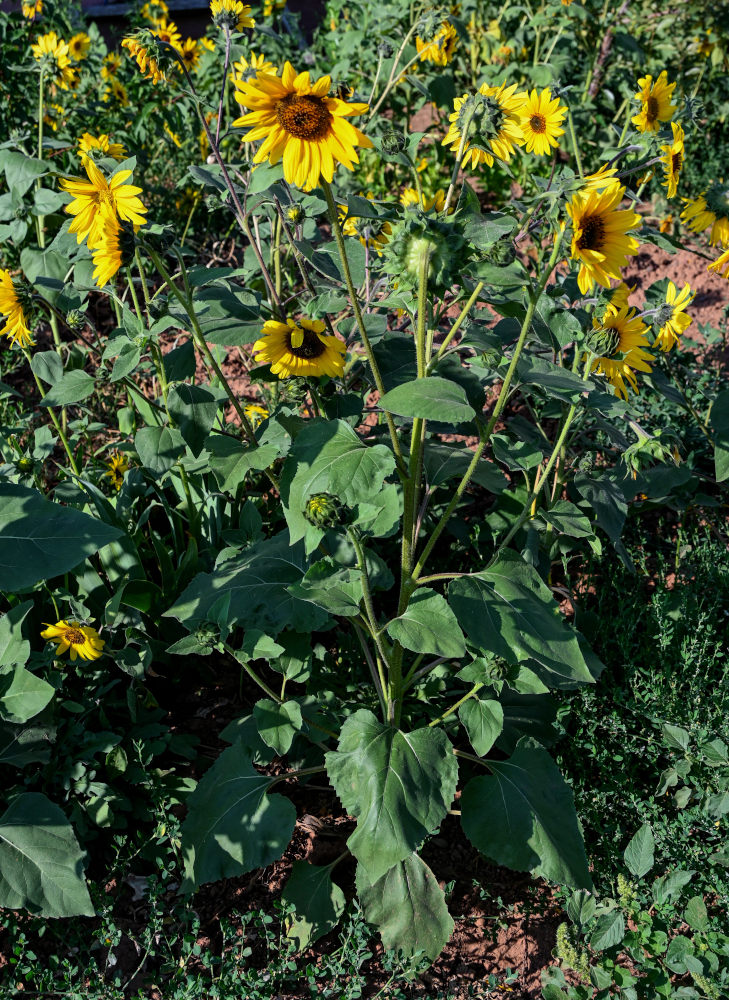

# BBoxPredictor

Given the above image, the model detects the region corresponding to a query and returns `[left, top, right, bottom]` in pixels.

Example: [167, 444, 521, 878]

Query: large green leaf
[460, 738, 591, 888]
[623, 823, 655, 878]
[448, 552, 596, 689]
[253, 698, 302, 755]
[325, 710, 458, 882]
[167, 384, 221, 456]
[386, 588, 467, 658]
[165, 531, 330, 635]
[0, 665, 55, 724]
[710, 389, 729, 482]
[39, 371, 96, 408]
[181, 742, 296, 890]
[134, 426, 186, 476]
[280, 420, 396, 546]
[0, 793, 94, 917]
[356, 853, 454, 963]
[0, 484, 122, 590]
[379, 377, 475, 424]
[207, 437, 280, 493]
[283, 861, 346, 950]
[0, 601, 32, 668]
[0, 720, 54, 768]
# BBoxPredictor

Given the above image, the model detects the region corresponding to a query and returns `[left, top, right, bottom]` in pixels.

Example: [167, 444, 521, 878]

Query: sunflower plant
[0, 0, 727, 973]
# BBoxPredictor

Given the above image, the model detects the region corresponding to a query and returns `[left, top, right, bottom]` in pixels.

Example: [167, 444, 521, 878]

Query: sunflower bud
[681, 94, 704, 130]
[381, 128, 407, 155]
[65, 308, 86, 331]
[382, 214, 467, 296]
[280, 377, 310, 403]
[286, 204, 305, 224]
[487, 235, 517, 266]
[585, 325, 621, 357]
[304, 492, 342, 528]
[378, 41, 394, 58]
[210, 0, 255, 32]
[653, 302, 675, 330]
[16, 456, 34, 473]
[480, 348, 502, 368]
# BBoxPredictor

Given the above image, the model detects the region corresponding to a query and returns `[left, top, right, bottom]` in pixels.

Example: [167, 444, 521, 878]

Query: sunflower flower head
[631, 70, 678, 133]
[566, 180, 640, 294]
[252, 318, 346, 379]
[68, 32, 91, 62]
[41, 619, 105, 662]
[122, 28, 178, 84]
[103, 449, 130, 489]
[60, 158, 147, 247]
[442, 81, 526, 170]
[22, 0, 43, 19]
[78, 132, 127, 164]
[708, 247, 729, 280]
[400, 187, 452, 214]
[653, 281, 693, 351]
[233, 61, 372, 192]
[90, 209, 137, 288]
[31, 32, 77, 89]
[339, 195, 391, 254]
[681, 184, 729, 246]
[263, 0, 286, 15]
[415, 18, 458, 67]
[660, 122, 685, 199]
[382, 213, 467, 295]
[140, 0, 169, 24]
[244, 402, 269, 428]
[101, 51, 122, 79]
[0, 270, 34, 349]
[179, 38, 201, 73]
[587, 305, 653, 400]
[231, 51, 277, 83]
[518, 88, 567, 156]
[210, 0, 255, 31]
[103, 77, 130, 105]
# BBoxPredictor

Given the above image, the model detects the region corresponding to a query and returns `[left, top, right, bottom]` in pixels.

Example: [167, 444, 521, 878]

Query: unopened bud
[381, 129, 406, 155]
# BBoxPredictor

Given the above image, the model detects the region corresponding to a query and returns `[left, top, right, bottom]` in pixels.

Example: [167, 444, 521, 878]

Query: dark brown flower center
[576, 214, 606, 251]
[646, 96, 659, 122]
[672, 151, 683, 172]
[276, 94, 332, 140]
[64, 628, 85, 645]
[287, 326, 326, 359]
[529, 113, 546, 134]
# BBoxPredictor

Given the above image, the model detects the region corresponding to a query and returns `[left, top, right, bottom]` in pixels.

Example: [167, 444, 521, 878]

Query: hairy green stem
[428, 683, 483, 727]
[434, 281, 483, 363]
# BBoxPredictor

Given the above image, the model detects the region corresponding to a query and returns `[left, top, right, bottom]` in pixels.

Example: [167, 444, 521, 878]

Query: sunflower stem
[566, 108, 584, 181]
[322, 179, 407, 474]
[24, 349, 80, 475]
[433, 280, 483, 365]
[428, 683, 483, 728]
[36, 68, 45, 249]
[215, 25, 232, 148]
[408, 229, 565, 587]
[442, 98, 478, 215]
[368, 23, 418, 118]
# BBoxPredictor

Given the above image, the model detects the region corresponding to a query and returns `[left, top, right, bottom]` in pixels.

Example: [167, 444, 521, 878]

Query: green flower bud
[381, 128, 406, 155]
[487, 236, 517, 266]
[382, 214, 467, 296]
[586, 325, 621, 357]
[65, 309, 86, 331]
[304, 492, 342, 528]
[16, 457, 34, 473]
[280, 377, 310, 404]
[286, 204, 305, 225]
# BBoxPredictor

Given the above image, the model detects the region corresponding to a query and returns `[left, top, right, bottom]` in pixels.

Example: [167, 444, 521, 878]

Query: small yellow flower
[680, 188, 729, 247]
[708, 247, 729, 280]
[68, 32, 91, 62]
[179, 38, 201, 73]
[41, 620, 105, 662]
[631, 70, 677, 133]
[518, 88, 567, 156]
[338, 195, 391, 254]
[659, 214, 673, 234]
[416, 21, 458, 66]
[104, 449, 130, 489]
[400, 187, 451, 214]
[22, 0, 42, 18]
[103, 78, 130, 105]
[154, 18, 183, 51]
[78, 133, 127, 164]
[0, 270, 33, 349]
[140, 0, 169, 25]
[60, 158, 147, 248]
[210, 0, 255, 31]
[231, 51, 277, 83]
[263, 0, 286, 14]
[654, 281, 693, 351]
[589, 305, 653, 400]
[253, 318, 346, 379]
[244, 402, 269, 427]
[101, 52, 122, 79]
[660, 122, 684, 199]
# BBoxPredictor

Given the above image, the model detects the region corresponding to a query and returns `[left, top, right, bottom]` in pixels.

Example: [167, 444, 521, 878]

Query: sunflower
[263, 0, 286, 14]
[122, 35, 165, 84]
[140, 0, 169, 23]
[518, 88, 567, 156]
[41, 620, 105, 662]
[78, 132, 127, 163]
[210, 0, 255, 30]
[233, 61, 372, 192]
[90, 209, 136, 287]
[31, 32, 77, 89]
[660, 122, 684, 199]
[680, 187, 729, 247]
[253, 318, 346, 378]
[68, 32, 91, 62]
[566, 181, 640, 294]
[104, 449, 130, 489]
[155, 18, 183, 51]
[0, 270, 33, 349]
[104, 78, 129, 105]
[400, 188, 451, 213]
[179, 38, 201, 73]
[708, 247, 729, 280]
[588, 305, 653, 400]
[43, 103, 65, 132]
[244, 402, 269, 427]
[416, 21, 458, 66]
[338, 195, 391, 254]
[442, 81, 525, 170]
[631, 70, 677, 133]
[583, 163, 619, 191]
[653, 281, 693, 351]
[22, 0, 42, 18]
[606, 280, 632, 314]
[231, 51, 277, 83]
[101, 52, 122, 79]
[60, 159, 147, 247]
